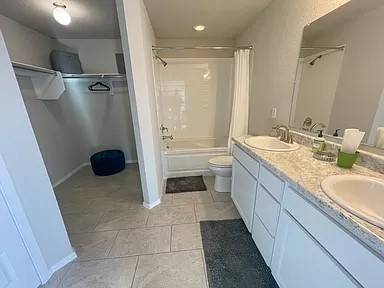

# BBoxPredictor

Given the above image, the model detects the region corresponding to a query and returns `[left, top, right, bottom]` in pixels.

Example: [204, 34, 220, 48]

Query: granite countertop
[234, 136, 384, 259]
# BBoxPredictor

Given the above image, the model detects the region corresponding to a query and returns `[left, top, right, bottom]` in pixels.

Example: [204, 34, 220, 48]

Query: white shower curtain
[227, 49, 250, 155]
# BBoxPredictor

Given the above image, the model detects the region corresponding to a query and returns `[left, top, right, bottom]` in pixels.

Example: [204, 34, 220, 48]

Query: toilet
[208, 156, 233, 192]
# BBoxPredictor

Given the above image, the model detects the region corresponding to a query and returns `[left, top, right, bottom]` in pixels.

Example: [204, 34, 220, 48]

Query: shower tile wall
[154, 58, 234, 140]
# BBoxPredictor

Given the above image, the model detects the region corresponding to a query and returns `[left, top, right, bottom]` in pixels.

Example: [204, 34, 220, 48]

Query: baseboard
[83, 160, 138, 166]
[52, 163, 87, 188]
[143, 199, 161, 209]
[54, 160, 138, 188]
[48, 250, 77, 277]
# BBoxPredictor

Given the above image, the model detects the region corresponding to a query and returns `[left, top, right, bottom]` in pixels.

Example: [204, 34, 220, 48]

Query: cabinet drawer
[252, 213, 274, 266]
[284, 187, 383, 288]
[255, 185, 281, 236]
[233, 145, 260, 178]
[259, 166, 284, 202]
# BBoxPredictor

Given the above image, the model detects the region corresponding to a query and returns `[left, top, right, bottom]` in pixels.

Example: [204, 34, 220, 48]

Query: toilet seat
[208, 156, 233, 168]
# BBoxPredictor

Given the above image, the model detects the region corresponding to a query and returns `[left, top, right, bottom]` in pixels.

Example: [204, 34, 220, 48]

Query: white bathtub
[162, 138, 228, 178]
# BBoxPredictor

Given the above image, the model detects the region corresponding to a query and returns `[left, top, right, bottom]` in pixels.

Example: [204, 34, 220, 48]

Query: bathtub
[162, 138, 228, 178]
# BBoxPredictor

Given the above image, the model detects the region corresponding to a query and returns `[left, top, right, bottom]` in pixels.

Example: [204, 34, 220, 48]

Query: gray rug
[166, 175, 207, 193]
[200, 219, 279, 288]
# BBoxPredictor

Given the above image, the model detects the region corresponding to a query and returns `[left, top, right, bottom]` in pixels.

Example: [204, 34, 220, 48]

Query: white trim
[143, 198, 161, 209]
[53, 160, 138, 188]
[126, 160, 138, 164]
[0, 153, 51, 283]
[52, 163, 87, 188]
[48, 250, 77, 275]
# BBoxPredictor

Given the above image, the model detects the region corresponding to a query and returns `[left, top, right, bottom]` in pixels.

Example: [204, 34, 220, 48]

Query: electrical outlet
[271, 108, 277, 119]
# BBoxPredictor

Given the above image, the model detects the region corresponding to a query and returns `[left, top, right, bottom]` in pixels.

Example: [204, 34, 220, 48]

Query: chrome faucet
[161, 135, 174, 140]
[160, 124, 168, 133]
[310, 123, 326, 132]
[274, 125, 293, 144]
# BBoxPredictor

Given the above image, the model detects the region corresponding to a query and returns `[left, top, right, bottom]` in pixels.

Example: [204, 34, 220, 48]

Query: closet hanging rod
[62, 73, 127, 79]
[12, 61, 57, 76]
[301, 45, 345, 51]
[152, 45, 253, 50]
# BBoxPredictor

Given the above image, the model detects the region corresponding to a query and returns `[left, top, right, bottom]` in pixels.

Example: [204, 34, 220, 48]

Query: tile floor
[41, 164, 240, 288]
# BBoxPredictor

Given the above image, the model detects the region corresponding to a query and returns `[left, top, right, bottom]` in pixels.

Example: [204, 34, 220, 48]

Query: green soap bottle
[312, 130, 325, 152]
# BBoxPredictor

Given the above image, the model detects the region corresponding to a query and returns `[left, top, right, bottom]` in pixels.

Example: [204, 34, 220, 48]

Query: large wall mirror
[290, 0, 384, 149]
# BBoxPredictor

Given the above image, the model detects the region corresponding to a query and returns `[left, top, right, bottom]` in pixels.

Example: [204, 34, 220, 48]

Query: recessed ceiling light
[194, 25, 206, 32]
[53, 2, 71, 26]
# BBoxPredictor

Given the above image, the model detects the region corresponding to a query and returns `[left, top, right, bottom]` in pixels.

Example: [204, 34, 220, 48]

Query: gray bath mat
[200, 219, 278, 288]
[165, 176, 207, 193]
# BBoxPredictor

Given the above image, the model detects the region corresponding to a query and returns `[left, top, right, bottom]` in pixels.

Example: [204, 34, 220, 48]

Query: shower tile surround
[234, 136, 384, 258]
[154, 58, 234, 140]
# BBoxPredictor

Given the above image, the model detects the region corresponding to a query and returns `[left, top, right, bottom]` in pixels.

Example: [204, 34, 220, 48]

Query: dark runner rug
[165, 175, 207, 193]
[200, 219, 279, 288]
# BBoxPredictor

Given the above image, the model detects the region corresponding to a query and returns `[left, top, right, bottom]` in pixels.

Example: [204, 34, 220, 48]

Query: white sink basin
[321, 175, 384, 229]
[244, 136, 299, 152]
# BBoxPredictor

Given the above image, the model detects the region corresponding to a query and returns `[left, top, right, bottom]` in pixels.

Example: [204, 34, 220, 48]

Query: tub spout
[162, 135, 174, 140]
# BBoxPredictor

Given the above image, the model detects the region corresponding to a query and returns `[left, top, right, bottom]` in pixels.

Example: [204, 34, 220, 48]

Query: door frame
[0, 152, 50, 284]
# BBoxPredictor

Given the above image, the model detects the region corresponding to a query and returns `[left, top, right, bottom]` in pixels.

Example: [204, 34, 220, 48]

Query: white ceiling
[0, 0, 120, 39]
[303, 0, 384, 42]
[144, 0, 271, 39]
[0, 0, 271, 40]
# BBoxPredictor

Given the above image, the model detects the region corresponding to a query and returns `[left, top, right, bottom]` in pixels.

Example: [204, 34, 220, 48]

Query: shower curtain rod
[152, 45, 253, 50]
[301, 45, 345, 50]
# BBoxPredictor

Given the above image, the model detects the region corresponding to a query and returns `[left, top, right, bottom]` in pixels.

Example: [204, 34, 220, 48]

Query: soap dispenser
[333, 129, 340, 137]
[312, 130, 325, 152]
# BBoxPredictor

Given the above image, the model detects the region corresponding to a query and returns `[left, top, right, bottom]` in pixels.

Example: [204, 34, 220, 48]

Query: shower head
[309, 55, 322, 66]
[155, 55, 168, 67]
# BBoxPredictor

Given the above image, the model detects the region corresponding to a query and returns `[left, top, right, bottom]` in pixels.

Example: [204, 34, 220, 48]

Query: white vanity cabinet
[272, 187, 383, 288]
[232, 145, 284, 264]
[271, 209, 358, 288]
[231, 146, 259, 231]
[232, 144, 384, 288]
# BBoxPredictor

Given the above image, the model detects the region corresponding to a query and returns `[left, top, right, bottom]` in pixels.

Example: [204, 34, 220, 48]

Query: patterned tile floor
[41, 164, 240, 288]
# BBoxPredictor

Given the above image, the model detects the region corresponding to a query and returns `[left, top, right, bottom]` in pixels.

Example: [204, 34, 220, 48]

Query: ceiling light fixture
[194, 25, 206, 32]
[53, 2, 71, 25]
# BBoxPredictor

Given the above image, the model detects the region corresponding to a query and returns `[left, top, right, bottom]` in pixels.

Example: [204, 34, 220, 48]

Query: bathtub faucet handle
[161, 135, 173, 140]
[160, 124, 168, 133]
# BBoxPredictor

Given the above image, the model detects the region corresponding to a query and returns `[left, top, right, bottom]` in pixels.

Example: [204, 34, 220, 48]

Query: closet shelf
[12, 61, 65, 100]
[12, 61, 57, 76]
[62, 73, 126, 79]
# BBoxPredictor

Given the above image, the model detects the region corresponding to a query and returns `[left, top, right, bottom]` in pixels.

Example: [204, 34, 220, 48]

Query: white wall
[17, 76, 137, 185]
[63, 80, 137, 164]
[117, 0, 163, 207]
[0, 14, 52, 68]
[155, 58, 233, 140]
[17, 76, 86, 185]
[236, 0, 350, 135]
[53, 39, 123, 73]
[293, 50, 344, 130]
[0, 31, 73, 271]
[0, 16, 137, 185]
[156, 38, 235, 58]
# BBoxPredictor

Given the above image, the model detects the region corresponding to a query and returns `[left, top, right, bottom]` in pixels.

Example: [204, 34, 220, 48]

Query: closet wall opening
[0, 1, 142, 270]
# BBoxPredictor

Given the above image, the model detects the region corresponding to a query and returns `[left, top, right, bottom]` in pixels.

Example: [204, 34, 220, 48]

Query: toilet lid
[209, 156, 233, 167]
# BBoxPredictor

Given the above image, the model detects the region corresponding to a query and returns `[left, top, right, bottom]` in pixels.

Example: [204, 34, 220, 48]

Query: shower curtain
[227, 49, 250, 155]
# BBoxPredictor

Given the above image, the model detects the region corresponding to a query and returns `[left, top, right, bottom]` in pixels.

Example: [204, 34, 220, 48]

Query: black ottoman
[90, 149, 125, 176]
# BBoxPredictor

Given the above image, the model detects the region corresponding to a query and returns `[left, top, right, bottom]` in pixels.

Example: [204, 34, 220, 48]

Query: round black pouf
[90, 149, 125, 176]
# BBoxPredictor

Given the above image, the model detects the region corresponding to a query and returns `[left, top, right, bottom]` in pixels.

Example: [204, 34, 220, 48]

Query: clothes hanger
[88, 81, 111, 92]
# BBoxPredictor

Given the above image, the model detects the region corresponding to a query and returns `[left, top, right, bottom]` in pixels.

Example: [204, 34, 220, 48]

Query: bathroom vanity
[231, 137, 384, 288]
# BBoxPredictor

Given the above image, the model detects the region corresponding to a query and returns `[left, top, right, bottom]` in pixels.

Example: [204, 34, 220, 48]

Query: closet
[0, 9, 137, 187]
